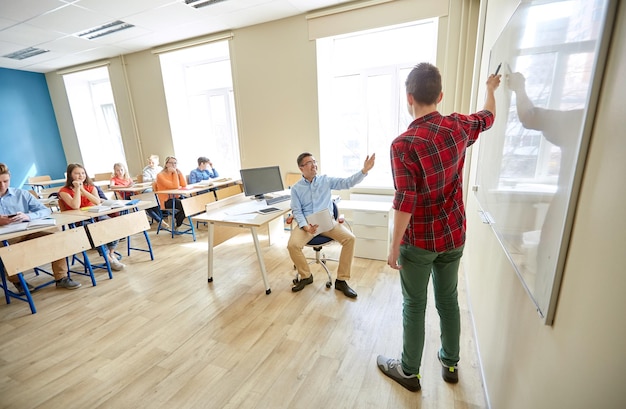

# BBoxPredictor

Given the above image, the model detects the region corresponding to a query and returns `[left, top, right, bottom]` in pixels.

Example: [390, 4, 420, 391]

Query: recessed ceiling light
[184, 0, 228, 9]
[75, 20, 135, 40]
[2, 47, 50, 60]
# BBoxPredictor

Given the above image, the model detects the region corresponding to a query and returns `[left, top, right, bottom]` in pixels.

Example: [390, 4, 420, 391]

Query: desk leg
[250, 226, 271, 295]
[171, 196, 176, 238]
[207, 223, 214, 282]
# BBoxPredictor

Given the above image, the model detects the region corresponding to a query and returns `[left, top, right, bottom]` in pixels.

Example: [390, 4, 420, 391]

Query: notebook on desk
[0, 218, 57, 234]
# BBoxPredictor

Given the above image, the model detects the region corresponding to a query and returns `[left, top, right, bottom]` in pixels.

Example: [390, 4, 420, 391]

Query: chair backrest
[285, 172, 301, 188]
[93, 172, 111, 181]
[28, 175, 52, 184]
[215, 184, 243, 200]
[0, 228, 92, 277]
[40, 186, 61, 198]
[84, 211, 150, 247]
[181, 192, 216, 217]
[100, 189, 116, 200]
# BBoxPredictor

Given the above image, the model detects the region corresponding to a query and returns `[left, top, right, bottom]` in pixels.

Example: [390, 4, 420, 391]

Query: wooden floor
[0, 223, 488, 409]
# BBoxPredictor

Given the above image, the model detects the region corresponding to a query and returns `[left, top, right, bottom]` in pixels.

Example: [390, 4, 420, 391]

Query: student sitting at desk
[155, 156, 187, 228]
[58, 163, 125, 271]
[189, 156, 219, 184]
[109, 162, 134, 199]
[0, 163, 81, 292]
[142, 154, 162, 183]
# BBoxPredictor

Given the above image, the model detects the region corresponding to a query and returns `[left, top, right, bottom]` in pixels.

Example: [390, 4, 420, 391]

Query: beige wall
[465, 1, 626, 408]
[231, 16, 319, 176]
[47, 0, 471, 184]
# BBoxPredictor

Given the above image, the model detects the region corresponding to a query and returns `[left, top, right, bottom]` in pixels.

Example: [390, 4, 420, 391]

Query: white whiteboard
[474, 0, 616, 324]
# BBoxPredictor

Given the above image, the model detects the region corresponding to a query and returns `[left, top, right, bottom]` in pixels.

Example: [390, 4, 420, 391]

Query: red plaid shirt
[390, 110, 494, 252]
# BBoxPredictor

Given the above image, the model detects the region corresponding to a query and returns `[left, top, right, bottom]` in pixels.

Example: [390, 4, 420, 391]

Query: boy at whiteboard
[377, 63, 501, 392]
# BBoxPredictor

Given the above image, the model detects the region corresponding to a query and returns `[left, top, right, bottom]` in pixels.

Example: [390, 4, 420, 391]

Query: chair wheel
[326, 281, 332, 288]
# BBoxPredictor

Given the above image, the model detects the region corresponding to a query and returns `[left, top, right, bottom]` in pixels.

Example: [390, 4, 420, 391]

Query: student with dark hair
[377, 63, 500, 391]
[58, 163, 125, 271]
[189, 156, 219, 184]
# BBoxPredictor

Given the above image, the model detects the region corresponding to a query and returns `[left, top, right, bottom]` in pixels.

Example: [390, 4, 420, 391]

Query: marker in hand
[494, 63, 502, 76]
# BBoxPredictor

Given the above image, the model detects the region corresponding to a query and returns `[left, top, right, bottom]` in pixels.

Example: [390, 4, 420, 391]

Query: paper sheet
[306, 209, 334, 234]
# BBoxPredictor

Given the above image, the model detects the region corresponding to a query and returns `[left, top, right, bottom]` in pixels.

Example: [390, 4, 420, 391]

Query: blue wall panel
[0, 67, 67, 188]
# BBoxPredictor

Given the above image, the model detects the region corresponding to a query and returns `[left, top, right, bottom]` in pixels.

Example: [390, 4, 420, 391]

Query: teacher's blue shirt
[290, 171, 366, 228]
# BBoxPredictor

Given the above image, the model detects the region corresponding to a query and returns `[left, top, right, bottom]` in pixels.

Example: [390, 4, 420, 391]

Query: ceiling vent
[2, 47, 50, 60]
[184, 0, 228, 9]
[76, 20, 135, 40]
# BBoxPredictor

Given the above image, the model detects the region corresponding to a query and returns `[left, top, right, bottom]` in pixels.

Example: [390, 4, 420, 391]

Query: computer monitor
[239, 166, 284, 199]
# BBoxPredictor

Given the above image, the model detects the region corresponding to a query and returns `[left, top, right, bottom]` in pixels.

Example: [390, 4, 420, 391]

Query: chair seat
[307, 234, 333, 246]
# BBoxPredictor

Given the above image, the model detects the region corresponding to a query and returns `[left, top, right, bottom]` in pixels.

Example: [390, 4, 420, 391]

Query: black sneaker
[376, 355, 421, 392]
[438, 353, 459, 383]
[292, 274, 313, 292]
[13, 281, 37, 295]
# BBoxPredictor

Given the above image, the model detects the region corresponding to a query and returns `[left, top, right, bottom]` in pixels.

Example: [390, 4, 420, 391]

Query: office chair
[287, 201, 348, 289]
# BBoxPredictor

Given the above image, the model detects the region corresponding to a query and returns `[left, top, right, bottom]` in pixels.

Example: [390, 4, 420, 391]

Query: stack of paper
[306, 209, 335, 234]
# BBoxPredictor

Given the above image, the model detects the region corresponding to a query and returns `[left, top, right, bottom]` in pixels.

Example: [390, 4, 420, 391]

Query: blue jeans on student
[399, 244, 464, 375]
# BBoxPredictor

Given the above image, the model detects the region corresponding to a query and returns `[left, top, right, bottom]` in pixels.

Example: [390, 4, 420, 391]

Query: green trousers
[399, 244, 464, 375]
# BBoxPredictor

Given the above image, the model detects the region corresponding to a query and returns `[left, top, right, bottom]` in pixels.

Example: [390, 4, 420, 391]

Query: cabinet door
[355, 238, 388, 260]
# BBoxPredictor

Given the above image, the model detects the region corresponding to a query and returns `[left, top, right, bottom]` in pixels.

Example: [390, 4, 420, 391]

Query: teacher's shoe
[335, 279, 357, 298]
[376, 355, 421, 392]
[292, 274, 313, 292]
[55, 277, 81, 290]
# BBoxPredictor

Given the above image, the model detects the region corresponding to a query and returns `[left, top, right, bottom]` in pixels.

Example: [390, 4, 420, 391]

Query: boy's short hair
[405, 62, 442, 105]
[197, 157, 210, 165]
[0, 163, 9, 175]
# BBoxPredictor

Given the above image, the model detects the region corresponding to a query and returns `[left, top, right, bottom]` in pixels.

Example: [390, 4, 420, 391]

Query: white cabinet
[337, 200, 391, 261]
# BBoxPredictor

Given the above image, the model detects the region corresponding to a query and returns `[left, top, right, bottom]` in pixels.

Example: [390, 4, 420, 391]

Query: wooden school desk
[192, 192, 291, 295]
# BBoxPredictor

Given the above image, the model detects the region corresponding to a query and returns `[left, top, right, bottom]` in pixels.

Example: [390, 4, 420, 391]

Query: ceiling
[0, 0, 353, 73]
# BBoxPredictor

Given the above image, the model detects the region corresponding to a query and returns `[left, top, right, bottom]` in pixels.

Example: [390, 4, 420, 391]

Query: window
[62, 66, 125, 174]
[316, 19, 438, 188]
[159, 41, 241, 177]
